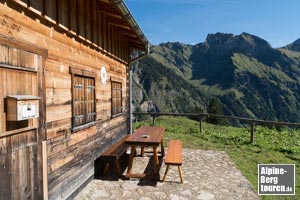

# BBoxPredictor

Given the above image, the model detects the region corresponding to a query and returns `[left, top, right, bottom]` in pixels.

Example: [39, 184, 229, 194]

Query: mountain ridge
[133, 32, 300, 123]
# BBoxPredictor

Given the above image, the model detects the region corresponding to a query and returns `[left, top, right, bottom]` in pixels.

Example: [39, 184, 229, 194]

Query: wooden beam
[84, 0, 88, 39]
[0, 34, 48, 57]
[91, 0, 95, 44]
[99, 11, 122, 19]
[102, 13, 107, 50]
[250, 121, 255, 144]
[97, 11, 102, 48]
[55, 0, 59, 24]
[96, 1, 120, 15]
[42, 141, 48, 200]
[42, 0, 45, 15]
[85, 0, 92, 41]
[107, 17, 131, 29]
[0, 127, 38, 138]
[76, 0, 79, 35]
[116, 27, 138, 38]
[68, 0, 71, 30]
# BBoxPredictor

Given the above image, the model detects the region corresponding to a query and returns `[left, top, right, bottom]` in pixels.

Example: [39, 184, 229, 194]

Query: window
[111, 80, 122, 117]
[70, 68, 96, 131]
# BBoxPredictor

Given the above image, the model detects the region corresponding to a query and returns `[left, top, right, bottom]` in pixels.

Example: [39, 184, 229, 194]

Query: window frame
[111, 77, 123, 118]
[70, 67, 96, 132]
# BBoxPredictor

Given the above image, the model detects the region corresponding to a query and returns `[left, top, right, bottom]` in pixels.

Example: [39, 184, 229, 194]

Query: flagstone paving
[73, 149, 260, 200]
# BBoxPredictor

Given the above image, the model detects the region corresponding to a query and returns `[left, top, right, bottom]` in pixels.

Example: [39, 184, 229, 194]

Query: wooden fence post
[199, 115, 203, 133]
[152, 114, 155, 126]
[250, 121, 255, 144]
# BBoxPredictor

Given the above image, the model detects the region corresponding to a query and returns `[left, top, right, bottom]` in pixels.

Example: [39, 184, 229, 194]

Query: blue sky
[124, 0, 300, 48]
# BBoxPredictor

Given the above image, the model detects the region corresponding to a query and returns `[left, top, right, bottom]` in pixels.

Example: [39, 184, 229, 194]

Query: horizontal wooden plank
[49, 154, 75, 172]
[0, 33, 48, 57]
[46, 88, 71, 106]
[45, 59, 70, 74]
[68, 126, 97, 147]
[48, 160, 94, 200]
[46, 125, 96, 157]
[46, 72, 71, 89]
[46, 118, 72, 130]
[46, 105, 71, 123]
[47, 140, 68, 158]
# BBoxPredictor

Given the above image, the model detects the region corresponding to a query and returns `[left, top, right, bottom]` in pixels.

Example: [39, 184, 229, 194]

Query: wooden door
[0, 37, 47, 199]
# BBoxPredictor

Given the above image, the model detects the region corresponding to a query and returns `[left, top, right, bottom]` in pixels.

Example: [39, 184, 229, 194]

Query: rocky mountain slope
[132, 32, 300, 123]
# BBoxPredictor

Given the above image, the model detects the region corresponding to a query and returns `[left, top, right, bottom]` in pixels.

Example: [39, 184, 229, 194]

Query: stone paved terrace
[73, 149, 260, 200]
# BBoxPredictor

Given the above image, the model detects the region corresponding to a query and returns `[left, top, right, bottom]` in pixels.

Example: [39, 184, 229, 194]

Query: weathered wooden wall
[0, 1, 133, 199]
[0, 39, 44, 199]
[0, 130, 41, 200]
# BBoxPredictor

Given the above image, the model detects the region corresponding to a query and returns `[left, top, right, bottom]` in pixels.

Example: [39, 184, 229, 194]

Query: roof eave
[112, 0, 149, 53]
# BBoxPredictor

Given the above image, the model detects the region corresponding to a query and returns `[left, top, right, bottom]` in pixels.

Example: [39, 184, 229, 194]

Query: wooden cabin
[0, 0, 149, 199]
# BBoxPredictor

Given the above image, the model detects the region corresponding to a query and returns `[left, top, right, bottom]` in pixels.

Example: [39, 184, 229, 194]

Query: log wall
[0, 1, 132, 199]
[0, 130, 41, 200]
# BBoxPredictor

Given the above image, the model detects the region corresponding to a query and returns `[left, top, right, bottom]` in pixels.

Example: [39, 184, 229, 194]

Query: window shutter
[70, 67, 96, 131]
[85, 77, 96, 123]
[74, 76, 86, 127]
[111, 81, 122, 116]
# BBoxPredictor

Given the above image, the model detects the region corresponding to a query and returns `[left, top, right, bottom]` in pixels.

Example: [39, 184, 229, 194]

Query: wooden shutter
[70, 67, 96, 131]
[74, 75, 86, 127]
[85, 77, 96, 123]
[111, 81, 122, 116]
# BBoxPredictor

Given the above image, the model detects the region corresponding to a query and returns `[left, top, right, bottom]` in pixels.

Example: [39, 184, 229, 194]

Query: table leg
[153, 147, 159, 174]
[161, 139, 165, 156]
[141, 147, 145, 156]
[127, 146, 136, 174]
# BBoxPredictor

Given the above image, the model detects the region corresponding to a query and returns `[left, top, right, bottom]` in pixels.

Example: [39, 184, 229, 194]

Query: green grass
[133, 116, 300, 200]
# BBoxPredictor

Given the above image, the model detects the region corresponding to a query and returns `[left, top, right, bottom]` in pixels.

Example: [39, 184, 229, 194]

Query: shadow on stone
[137, 155, 164, 186]
[94, 153, 129, 181]
[94, 148, 164, 186]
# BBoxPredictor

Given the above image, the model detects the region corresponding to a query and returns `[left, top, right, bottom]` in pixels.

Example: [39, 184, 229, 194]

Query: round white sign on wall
[100, 66, 107, 85]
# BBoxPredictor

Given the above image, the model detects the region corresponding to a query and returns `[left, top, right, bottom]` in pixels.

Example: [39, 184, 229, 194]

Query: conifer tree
[207, 97, 226, 125]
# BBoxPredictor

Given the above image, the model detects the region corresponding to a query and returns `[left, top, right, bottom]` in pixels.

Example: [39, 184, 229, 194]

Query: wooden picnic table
[125, 126, 165, 178]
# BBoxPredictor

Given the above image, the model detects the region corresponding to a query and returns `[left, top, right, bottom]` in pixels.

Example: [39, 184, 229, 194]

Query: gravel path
[73, 149, 260, 200]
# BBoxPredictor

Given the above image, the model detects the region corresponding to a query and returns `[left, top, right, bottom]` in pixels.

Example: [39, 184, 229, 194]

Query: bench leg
[162, 165, 169, 182]
[115, 159, 122, 176]
[178, 165, 184, 183]
[103, 163, 110, 175]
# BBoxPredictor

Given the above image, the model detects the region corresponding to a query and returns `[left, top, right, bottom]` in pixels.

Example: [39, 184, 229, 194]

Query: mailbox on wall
[6, 95, 40, 121]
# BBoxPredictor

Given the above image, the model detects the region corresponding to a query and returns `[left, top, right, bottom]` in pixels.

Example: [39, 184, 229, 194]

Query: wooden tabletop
[125, 126, 165, 146]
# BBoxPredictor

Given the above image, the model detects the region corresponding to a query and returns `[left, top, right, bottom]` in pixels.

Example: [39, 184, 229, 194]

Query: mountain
[132, 33, 300, 123]
[282, 38, 300, 52]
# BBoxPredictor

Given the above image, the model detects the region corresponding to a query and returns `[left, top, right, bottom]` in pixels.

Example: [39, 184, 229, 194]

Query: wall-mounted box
[6, 95, 40, 121]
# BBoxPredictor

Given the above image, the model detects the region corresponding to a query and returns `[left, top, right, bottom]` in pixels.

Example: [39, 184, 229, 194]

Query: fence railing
[132, 112, 300, 144]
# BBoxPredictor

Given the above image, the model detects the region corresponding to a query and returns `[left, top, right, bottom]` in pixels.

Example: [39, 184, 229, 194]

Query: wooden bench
[100, 135, 130, 176]
[162, 140, 183, 183]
